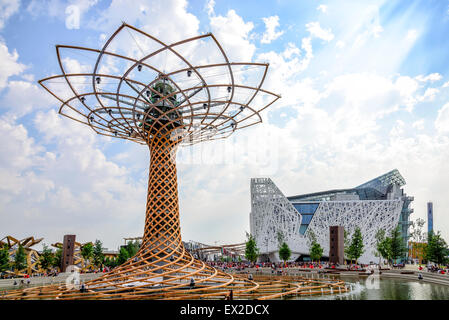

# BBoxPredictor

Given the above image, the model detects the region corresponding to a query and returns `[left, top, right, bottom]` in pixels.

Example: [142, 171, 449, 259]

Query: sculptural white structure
[250, 169, 413, 264]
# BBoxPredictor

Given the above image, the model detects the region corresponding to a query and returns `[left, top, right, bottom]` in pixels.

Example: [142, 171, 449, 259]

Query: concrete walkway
[0, 273, 100, 290]
[380, 269, 449, 286]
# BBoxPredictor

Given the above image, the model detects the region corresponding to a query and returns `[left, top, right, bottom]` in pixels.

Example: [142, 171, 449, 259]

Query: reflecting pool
[298, 277, 449, 300]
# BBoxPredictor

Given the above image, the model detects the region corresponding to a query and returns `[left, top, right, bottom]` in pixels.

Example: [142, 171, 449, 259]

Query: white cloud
[435, 102, 449, 134]
[27, 0, 65, 18]
[61, 57, 91, 74]
[418, 87, 439, 102]
[317, 4, 328, 13]
[412, 119, 424, 130]
[406, 29, 418, 42]
[0, 116, 43, 171]
[371, 25, 384, 38]
[261, 15, 284, 44]
[415, 73, 442, 82]
[282, 42, 301, 59]
[0, 39, 27, 90]
[205, 0, 215, 16]
[90, 0, 199, 43]
[336, 40, 345, 49]
[209, 9, 255, 61]
[322, 73, 419, 120]
[1, 80, 55, 117]
[305, 21, 334, 42]
[256, 40, 314, 108]
[0, 0, 20, 29]
[21, 74, 35, 82]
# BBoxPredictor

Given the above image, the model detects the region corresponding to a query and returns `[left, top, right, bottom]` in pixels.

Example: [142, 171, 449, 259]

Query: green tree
[52, 248, 62, 270]
[425, 231, 448, 266]
[344, 230, 351, 261]
[116, 247, 129, 265]
[104, 256, 117, 268]
[125, 240, 140, 258]
[347, 227, 364, 264]
[0, 245, 10, 273]
[309, 241, 323, 262]
[244, 233, 259, 263]
[14, 244, 27, 272]
[390, 226, 406, 263]
[278, 242, 291, 263]
[375, 229, 391, 265]
[38, 244, 54, 271]
[81, 242, 93, 267]
[92, 240, 104, 267]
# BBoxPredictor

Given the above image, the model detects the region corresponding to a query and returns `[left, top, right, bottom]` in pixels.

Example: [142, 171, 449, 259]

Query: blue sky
[1, 0, 449, 251]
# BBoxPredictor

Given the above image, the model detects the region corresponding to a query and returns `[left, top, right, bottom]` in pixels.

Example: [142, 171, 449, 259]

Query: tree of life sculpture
[2, 23, 349, 300]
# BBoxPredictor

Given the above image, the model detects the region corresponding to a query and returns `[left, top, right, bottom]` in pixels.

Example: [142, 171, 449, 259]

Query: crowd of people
[0, 265, 114, 281]
[204, 260, 449, 276]
[424, 265, 448, 274]
[205, 260, 354, 272]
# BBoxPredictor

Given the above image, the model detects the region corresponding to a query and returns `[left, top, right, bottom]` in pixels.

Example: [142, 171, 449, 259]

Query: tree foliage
[52, 248, 62, 270]
[104, 256, 117, 268]
[81, 242, 93, 266]
[0, 245, 10, 273]
[38, 244, 54, 271]
[374, 226, 406, 265]
[425, 231, 448, 265]
[116, 247, 129, 266]
[375, 229, 391, 263]
[389, 226, 406, 262]
[14, 244, 27, 272]
[125, 240, 140, 258]
[309, 241, 323, 262]
[244, 233, 259, 263]
[278, 242, 291, 263]
[92, 240, 104, 267]
[347, 227, 364, 263]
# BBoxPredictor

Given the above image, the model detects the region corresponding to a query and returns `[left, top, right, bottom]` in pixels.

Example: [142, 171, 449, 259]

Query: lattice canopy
[38, 23, 280, 146]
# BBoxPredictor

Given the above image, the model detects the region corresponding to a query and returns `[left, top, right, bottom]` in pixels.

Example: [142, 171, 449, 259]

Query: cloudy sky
[1, 0, 449, 251]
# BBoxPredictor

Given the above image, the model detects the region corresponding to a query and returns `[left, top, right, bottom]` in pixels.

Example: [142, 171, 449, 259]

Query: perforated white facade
[250, 177, 406, 264]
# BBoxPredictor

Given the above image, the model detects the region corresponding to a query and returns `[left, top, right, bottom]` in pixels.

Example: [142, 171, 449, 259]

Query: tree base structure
[2, 273, 349, 300]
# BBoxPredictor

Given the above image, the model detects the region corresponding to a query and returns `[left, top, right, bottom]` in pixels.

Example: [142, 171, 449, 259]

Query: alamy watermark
[64, 265, 81, 290]
[365, 265, 380, 290]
